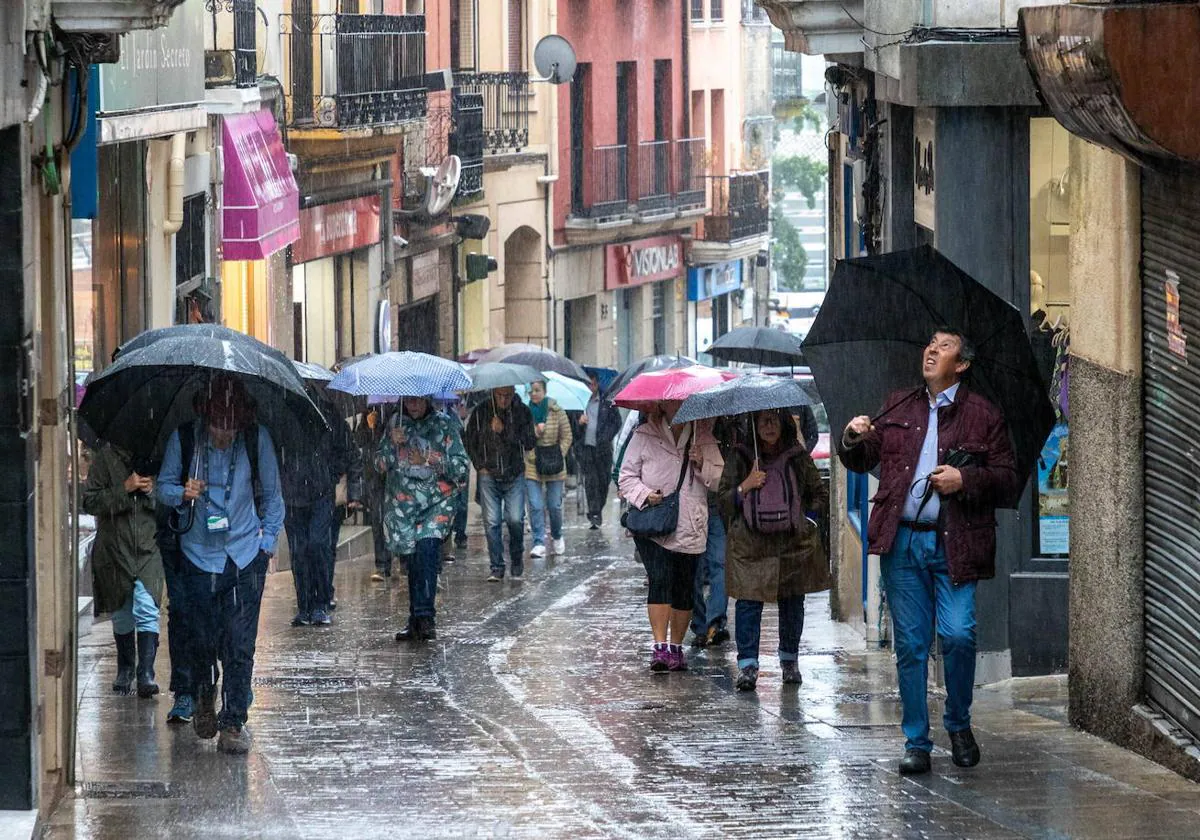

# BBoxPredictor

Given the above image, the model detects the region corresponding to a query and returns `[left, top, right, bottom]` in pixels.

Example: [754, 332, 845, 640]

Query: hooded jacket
[464, 396, 537, 482]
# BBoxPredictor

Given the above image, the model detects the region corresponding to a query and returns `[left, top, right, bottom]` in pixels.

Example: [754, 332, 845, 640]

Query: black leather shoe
[949, 728, 981, 768]
[898, 748, 931, 775]
[394, 620, 420, 642]
[418, 617, 437, 641]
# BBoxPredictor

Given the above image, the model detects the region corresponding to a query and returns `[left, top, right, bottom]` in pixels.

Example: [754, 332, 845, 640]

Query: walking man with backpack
[157, 374, 285, 754]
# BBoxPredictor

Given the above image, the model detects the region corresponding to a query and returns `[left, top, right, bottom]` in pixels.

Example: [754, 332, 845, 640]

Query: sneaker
[781, 660, 803, 685]
[667, 646, 688, 672]
[511, 565, 524, 580]
[328, 600, 337, 611]
[487, 573, 503, 583]
[443, 552, 456, 564]
[736, 665, 759, 691]
[166, 694, 194, 724]
[530, 544, 546, 558]
[311, 608, 332, 626]
[370, 571, 386, 582]
[291, 612, 312, 627]
[552, 537, 566, 555]
[650, 645, 671, 673]
[217, 725, 252, 755]
[192, 689, 219, 740]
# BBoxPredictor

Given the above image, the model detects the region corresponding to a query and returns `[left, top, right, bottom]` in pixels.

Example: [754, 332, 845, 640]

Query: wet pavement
[43, 501, 1200, 839]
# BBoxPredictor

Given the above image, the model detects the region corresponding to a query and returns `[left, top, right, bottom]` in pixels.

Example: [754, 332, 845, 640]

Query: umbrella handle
[168, 501, 196, 535]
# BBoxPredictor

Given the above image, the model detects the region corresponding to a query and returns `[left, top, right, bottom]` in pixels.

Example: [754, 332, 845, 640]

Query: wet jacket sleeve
[463, 406, 487, 470]
[958, 409, 1019, 507]
[556, 408, 573, 456]
[81, 448, 133, 518]
[837, 419, 882, 473]
[717, 450, 751, 525]
[598, 404, 622, 446]
[798, 452, 829, 520]
[514, 403, 538, 451]
[156, 431, 186, 509]
[617, 432, 654, 510]
[255, 428, 286, 555]
[441, 422, 470, 486]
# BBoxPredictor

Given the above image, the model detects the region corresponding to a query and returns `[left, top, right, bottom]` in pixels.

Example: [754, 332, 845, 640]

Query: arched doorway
[503, 226, 546, 345]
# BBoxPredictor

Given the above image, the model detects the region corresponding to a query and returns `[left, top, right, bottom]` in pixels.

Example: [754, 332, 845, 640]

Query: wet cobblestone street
[43, 505, 1200, 839]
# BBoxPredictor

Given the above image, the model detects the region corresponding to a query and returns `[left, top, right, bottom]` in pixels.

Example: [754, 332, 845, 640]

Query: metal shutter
[1143, 166, 1200, 738]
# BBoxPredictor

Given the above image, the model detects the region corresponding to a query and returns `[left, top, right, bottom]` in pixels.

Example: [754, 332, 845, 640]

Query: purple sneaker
[650, 644, 671, 673]
[667, 645, 688, 672]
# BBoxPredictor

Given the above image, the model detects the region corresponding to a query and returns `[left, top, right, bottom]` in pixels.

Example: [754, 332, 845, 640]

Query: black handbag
[621, 435, 693, 537]
[535, 444, 565, 476]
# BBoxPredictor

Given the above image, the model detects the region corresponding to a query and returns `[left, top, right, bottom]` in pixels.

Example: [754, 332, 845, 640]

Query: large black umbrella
[708, 326, 805, 367]
[603, 354, 698, 401]
[79, 327, 326, 462]
[477, 343, 589, 383]
[673, 374, 818, 425]
[801, 245, 1055, 498]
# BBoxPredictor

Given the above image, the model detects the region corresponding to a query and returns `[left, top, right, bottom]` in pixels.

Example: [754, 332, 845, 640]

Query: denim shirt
[157, 425, 286, 572]
[899, 382, 959, 523]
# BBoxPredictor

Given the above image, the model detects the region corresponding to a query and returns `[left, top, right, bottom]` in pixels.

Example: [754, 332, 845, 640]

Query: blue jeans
[111, 579, 160, 635]
[881, 527, 978, 753]
[285, 495, 334, 617]
[526, 478, 564, 545]
[405, 537, 442, 619]
[452, 486, 468, 540]
[161, 544, 192, 696]
[735, 597, 805, 670]
[691, 506, 728, 636]
[479, 473, 525, 576]
[180, 553, 268, 730]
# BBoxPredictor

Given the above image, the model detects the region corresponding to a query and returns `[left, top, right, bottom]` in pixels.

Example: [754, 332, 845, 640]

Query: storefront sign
[292, 196, 382, 264]
[687, 260, 744, 301]
[1037, 423, 1070, 556]
[100, 0, 204, 113]
[411, 251, 441, 301]
[1166, 269, 1187, 361]
[605, 235, 684, 290]
[914, 108, 936, 231]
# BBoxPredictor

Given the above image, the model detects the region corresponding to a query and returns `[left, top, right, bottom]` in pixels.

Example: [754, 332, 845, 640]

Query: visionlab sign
[605, 235, 684, 290]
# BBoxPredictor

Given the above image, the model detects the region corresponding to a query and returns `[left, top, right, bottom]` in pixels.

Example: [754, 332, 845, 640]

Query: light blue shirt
[157, 424, 286, 573]
[900, 382, 960, 523]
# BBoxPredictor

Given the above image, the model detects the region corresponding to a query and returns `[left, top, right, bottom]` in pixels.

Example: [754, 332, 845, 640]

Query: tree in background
[770, 206, 808, 292]
[773, 155, 828, 210]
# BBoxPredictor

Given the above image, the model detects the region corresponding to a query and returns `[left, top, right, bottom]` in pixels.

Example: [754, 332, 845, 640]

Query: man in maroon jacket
[839, 328, 1017, 775]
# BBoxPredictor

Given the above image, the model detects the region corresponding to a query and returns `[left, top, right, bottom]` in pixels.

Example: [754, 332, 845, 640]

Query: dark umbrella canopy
[673, 374, 818, 425]
[603, 354, 698, 401]
[707, 326, 805, 367]
[477, 343, 589, 383]
[801, 245, 1055, 499]
[79, 329, 326, 463]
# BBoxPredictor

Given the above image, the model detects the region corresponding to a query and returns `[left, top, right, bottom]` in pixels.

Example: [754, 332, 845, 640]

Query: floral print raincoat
[375, 407, 470, 556]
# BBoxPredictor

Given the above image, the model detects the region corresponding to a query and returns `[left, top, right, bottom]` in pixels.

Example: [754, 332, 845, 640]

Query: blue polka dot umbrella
[328, 352, 471, 398]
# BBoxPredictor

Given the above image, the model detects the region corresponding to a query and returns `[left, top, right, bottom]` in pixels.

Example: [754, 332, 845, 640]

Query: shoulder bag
[620, 435, 692, 538]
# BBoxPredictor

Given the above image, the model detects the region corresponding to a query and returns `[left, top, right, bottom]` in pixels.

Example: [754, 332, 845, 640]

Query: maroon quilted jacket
[838, 385, 1018, 584]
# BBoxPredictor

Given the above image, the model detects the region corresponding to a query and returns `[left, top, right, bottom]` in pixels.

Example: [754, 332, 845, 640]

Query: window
[450, 0, 477, 71]
[507, 0, 525, 71]
[710, 0, 723, 21]
[690, 0, 704, 21]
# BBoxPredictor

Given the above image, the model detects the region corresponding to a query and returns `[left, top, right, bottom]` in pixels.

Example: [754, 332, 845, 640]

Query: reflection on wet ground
[44, 507, 1200, 839]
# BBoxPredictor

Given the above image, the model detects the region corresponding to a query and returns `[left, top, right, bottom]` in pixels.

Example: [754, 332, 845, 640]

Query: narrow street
[44, 504, 1200, 840]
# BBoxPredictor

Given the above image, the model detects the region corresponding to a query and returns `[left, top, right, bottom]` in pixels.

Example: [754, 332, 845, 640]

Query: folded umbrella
[612, 365, 739, 410]
[476, 343, 590, 383]
[467, 362, 543, 392]
[518, 370, 592, 412]
[673, 374, 818, 425]
[328, 352, 471, 398]
[707, 326, 805, 367]
[78, 328, 326, 463]
[801, 244, 1055, 499]
[604, 354, 698, 401]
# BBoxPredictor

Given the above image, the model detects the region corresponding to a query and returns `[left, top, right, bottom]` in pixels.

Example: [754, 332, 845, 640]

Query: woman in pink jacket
[618, 401, 724, 672]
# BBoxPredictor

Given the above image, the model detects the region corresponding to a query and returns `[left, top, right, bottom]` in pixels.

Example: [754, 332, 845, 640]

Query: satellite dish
[533, 35, 577, 85]
[424, 155, 461, 218]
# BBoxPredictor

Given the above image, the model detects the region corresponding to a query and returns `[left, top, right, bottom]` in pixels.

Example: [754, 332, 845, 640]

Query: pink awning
[222, 110, 299, 261]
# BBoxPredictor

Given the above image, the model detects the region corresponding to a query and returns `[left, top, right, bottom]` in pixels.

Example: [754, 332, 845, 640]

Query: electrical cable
[840, 4, 914, 38]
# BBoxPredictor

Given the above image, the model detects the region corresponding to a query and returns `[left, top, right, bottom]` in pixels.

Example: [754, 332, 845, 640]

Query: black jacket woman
[717, 408, 829, 691]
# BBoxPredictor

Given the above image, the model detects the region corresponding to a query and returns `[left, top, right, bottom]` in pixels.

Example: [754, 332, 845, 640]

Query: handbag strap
[672, 427, 694, 496]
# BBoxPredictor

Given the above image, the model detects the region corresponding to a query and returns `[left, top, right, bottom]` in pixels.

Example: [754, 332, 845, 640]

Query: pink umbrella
[612, 365, 739, 410]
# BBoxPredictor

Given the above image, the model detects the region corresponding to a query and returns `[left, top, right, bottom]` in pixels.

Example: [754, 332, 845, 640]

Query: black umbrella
[673, 374, 818, 425]
[708, 326, 805, 367]
[801, 245, 1055, 499]
[79, 327, 326, 462]
[476, 343, 590, 383]
[603, 354, 698, 401]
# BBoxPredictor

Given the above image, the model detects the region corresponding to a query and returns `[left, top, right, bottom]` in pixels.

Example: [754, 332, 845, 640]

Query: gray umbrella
[476, 343, 590, 382]
[708, 326, 805, 367]
[466, 362, 543, 392]
[293, 360, 335, 382]
[673, 374, 818, 425]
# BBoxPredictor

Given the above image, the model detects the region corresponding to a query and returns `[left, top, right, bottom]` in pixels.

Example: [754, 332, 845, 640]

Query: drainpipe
[163, 133, 186, 236]
[681, 0, 690, 135]
[538, 0, 561, 350]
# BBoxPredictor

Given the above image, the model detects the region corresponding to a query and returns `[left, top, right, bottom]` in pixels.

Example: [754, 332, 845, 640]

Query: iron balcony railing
[205, 0, 257, 88]
[705, 170, 770, 242]
[577, 144, 629, 218]
[453, 71, 530, 154]
[636, 140, 672, 212]
[572, 138, 708, 218]
[450, 92, 485, 198]
[772, 41, 804, 101]
[280, 12, 427, 129]
[675, 137, 707, 209]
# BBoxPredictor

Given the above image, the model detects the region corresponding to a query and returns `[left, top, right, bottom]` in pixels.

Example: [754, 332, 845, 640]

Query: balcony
[453, 72, 531, 154]
[704, 171, 770, 242]
[280, 12, 426, 131]
[206, 0, 257, 89]
[53, 0, 185, 32]
[450, 92, 485, 199]
[772, 41, 804, 103]
[755, 0, 864, 58]
[637, 141, 673, 214]
[675, 137, 708, 210]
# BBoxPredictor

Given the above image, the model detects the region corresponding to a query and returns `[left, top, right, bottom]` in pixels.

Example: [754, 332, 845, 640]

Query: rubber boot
[136, 632, 160, 698]
[112, 632, 136, 695]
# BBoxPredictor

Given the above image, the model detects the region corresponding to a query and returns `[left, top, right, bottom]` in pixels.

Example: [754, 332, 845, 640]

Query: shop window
[221, 259, 269, 341]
